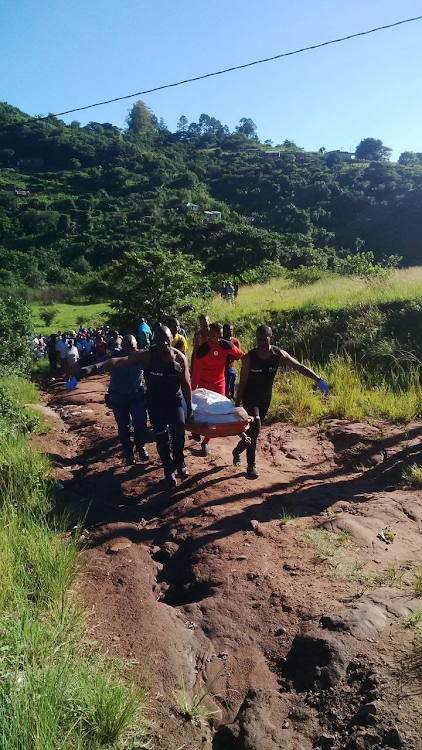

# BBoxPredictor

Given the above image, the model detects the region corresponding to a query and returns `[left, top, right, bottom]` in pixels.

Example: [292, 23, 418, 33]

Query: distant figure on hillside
[234, 283, 239, 300]
[233, 324, 327, 479]
[223, 323, 241, 400]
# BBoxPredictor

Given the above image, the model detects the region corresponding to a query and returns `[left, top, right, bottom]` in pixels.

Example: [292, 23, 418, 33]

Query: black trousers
[235, 398, 271, 468]
[147, 397, 185, 476]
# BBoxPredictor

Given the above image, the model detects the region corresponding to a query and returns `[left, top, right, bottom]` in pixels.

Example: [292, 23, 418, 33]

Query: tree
[235, 117, 258, 140]
[177, 115, 188, 132]
[355, 138, 392, 161]
[106, 249, 204, 329]
[398, 151, 422, 166]
[126, 100, 153, 135]
[39, 306, 57, 328]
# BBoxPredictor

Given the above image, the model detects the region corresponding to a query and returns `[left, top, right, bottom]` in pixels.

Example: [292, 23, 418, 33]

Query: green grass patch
[303, 527, 351, 564]
[402, 463, 422, 489]
[30, 302, 110, 334]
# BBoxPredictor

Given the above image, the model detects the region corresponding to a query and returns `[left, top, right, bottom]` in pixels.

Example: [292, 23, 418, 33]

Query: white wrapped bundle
[183, 388, 249, 423]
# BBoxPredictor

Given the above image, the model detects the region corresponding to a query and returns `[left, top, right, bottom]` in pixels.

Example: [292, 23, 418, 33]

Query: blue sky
[2, 0, 422, 159]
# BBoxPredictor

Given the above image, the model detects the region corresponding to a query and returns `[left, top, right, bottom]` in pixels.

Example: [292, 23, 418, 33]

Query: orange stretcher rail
[185, 417, 252, 439]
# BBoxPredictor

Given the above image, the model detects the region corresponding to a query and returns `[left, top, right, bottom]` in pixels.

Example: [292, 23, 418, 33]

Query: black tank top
[244, 346, 282, 402]
[145, 346, 182, 403]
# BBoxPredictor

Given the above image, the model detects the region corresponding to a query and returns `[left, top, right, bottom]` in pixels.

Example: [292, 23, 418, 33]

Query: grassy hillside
[206, 267, 422, 326]
[30, 302, 110, 333]
[1, 101, 422, 296]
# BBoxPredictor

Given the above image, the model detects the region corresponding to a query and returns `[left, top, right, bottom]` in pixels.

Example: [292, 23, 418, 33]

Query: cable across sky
[7, 14, 422, 126]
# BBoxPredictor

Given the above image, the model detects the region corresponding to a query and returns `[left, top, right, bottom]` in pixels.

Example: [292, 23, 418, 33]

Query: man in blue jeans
[107, 334, 149, 465]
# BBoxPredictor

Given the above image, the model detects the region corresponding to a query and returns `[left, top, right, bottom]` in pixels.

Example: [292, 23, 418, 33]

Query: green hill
[1, 101, 422, 296]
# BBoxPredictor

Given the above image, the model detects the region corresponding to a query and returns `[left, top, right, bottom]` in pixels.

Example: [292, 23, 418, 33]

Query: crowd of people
[55, 313, 328, 490]
[220, 281, 239, 302]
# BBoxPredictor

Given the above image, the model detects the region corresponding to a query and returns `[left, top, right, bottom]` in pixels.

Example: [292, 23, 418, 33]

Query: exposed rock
[320, 603, 387, 640]
[215, 689, 296, 750]
[382, 727, 403, 748]
[352, 703, 377, 727]
[108, 540, 132, 553]
[283, 630, 349, 691]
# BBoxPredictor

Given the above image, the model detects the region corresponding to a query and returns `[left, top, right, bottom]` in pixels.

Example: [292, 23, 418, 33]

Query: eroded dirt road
[41, 376, 422, 749]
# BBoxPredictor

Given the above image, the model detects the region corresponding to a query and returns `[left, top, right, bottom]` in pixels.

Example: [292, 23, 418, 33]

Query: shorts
[225, 369, 236, 398]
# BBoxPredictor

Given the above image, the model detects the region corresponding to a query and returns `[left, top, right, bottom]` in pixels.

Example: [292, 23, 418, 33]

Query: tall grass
[269, 358, 422, 426]
[0, 376, 147, 748]
[204, 267, 422, 324]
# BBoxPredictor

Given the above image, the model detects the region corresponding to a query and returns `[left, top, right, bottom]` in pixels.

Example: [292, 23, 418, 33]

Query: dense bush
[0, 296, 32, 374]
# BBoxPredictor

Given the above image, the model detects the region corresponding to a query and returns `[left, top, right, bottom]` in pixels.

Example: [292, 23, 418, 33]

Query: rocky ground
[35, 375, 422, 749]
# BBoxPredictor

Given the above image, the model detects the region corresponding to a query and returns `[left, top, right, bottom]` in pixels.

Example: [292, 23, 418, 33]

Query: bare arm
[191, 332, 199, 371]
[235, 354, 251, 406]
[279, 350, 320, 381]
[176, 352, 193, 417]
[81, 350, 150, 375]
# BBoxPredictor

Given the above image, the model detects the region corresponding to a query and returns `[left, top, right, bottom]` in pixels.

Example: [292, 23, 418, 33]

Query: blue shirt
[109, 351, 144, 397]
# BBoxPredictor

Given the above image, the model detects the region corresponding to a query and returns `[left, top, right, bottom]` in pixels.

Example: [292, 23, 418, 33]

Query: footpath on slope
[39, 374, 422, 750]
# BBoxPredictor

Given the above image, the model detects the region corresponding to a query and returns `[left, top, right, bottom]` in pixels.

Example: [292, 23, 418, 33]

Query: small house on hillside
[203, 210, 222, 220]
[324, 151, 354, 163]
[260, 151, 281, 158]
[180, 202, 200, 213]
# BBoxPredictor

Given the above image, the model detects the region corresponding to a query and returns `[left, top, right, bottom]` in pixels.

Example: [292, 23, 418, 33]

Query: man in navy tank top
[234, 324, 327, 479]
[80, 326, 193, 490]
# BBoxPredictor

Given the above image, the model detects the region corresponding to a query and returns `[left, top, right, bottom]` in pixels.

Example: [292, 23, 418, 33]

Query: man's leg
[148, 403, 174, 478]
[167, 402, 186, 476]
[245, 400, 270, 476]
[233, 403, 260, 463]
[129, 395, 148, 460]
[111, 399, 133, 461]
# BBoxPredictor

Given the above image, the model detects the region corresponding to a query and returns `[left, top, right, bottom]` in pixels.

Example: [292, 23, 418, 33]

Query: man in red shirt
[191, 322, 244, 455]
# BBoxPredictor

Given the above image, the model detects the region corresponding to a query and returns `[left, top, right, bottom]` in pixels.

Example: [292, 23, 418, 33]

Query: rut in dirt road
[44, 375, 422, 750]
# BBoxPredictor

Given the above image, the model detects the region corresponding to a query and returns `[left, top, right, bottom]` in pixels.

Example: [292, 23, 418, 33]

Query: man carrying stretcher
[234, 324, 328, 479]
[191, 322, 245, 456]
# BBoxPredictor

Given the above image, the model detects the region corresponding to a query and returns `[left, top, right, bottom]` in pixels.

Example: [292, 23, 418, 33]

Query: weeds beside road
[0, 373, 147, 749]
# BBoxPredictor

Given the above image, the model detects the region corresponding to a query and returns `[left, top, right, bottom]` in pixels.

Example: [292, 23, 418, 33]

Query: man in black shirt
[80, 326, 193, 490]
[234, 324, 326, 479]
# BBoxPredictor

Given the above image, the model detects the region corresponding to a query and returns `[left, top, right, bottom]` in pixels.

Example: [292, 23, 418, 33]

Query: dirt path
[42, 376, 422, 749]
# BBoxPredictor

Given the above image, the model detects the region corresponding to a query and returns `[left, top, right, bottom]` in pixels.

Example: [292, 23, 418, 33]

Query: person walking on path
[233, 324, 328, 479]
[138, 318, 152, 349]
[191, 315, 210, 370]
[56, 333, 68, 376]
[191, 322, 244, 455]
[47, 333, 58, 375]
[66, 339, 79, 378]
[80, 326, 193, 489]
[166, 318, 188, 355]
[223, 323, 241, 400]
[106, 334, 149, 466]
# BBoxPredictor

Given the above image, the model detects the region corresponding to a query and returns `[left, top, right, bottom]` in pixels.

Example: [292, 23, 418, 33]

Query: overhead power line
[5, 14, 422, 127]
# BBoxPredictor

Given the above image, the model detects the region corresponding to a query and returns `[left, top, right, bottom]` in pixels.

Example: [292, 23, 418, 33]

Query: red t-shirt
[192, 339, 244, 395]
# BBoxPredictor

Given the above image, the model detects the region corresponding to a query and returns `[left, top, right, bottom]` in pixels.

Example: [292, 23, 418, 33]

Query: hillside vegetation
[1, 101, 422, 299]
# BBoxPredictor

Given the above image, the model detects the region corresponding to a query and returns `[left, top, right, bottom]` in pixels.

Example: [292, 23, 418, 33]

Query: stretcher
[185, 417, 252, 439]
